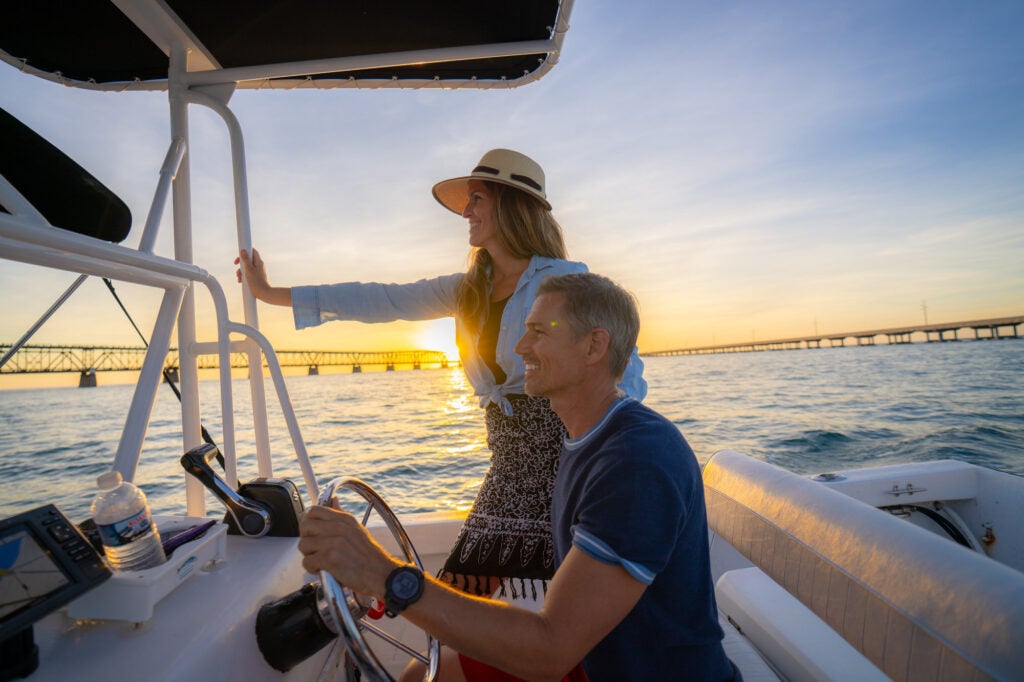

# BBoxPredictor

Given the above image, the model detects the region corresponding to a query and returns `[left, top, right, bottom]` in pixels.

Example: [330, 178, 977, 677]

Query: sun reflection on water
[4, 342, 1024, 523]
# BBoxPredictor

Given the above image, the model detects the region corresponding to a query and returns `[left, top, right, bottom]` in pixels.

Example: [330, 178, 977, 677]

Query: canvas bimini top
[0, 0, 573, 91]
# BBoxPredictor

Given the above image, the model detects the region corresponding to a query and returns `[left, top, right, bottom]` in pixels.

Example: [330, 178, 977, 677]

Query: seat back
[703, 450, 1024, 682]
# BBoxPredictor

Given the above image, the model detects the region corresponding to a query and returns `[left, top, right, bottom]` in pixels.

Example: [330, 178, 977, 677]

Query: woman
[236, 148, 646, 598]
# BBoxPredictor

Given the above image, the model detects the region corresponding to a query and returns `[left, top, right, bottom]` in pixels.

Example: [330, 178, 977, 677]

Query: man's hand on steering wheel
[298, 477, 439, 682]
[299, 504, 401, 597]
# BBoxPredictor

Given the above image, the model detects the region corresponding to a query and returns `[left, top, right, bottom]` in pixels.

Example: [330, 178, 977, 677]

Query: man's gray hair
[536, 273, 639, 379]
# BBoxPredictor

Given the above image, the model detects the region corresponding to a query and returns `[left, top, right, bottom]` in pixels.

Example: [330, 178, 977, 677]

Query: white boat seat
[703, 450, 1024, 682]
[717, 567, 885, 681]
[718, 611, 780, 682]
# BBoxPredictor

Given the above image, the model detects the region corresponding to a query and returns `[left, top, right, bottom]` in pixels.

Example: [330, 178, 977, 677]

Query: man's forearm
[401, 548, 646, 679]
[401, 577, 574, 682]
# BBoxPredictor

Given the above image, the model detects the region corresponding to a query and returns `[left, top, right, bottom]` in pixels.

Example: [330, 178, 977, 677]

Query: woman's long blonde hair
[457, 182, 567, 334]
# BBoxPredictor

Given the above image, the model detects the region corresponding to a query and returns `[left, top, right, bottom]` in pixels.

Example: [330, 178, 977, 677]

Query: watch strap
[384, 565, 424, 618]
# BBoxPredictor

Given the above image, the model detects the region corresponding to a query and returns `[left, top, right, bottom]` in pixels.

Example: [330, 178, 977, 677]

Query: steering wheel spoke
[317, 477, 440, 682]
[361, 620, 432, 664]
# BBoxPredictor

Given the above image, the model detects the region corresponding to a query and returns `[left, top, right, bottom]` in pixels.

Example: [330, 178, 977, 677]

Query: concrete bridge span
[645, 315, 1023, 357]
[0, 345, 453, 386]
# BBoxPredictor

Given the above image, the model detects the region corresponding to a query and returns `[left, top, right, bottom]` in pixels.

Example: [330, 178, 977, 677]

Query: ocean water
[1, 340, 1021, 524]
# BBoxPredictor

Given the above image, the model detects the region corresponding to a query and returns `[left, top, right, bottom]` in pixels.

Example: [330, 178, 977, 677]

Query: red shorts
[458, 654, 588, 681]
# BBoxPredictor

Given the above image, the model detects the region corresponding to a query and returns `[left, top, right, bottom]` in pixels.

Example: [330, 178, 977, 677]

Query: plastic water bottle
[91, 471, 166, 571]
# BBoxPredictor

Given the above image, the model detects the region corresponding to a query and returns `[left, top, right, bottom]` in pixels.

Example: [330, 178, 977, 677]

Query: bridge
[644, 315, 1023, 357]
[0, 344, 453, 386]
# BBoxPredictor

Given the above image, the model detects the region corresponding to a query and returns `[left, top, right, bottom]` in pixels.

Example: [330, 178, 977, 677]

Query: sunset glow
[2, 2, 1022, 390]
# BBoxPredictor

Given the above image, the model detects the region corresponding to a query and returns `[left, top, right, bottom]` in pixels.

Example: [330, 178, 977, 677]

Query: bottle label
[97, 508, 153, 547]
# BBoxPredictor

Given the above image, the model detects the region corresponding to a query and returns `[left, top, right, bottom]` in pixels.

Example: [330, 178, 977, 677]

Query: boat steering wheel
[316, 477, 440, 682]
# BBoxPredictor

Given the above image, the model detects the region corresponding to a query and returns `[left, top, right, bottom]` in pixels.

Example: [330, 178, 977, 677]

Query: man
[299, 273, 735, 681]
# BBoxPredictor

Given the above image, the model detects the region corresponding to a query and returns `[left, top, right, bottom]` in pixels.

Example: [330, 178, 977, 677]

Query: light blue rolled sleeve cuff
[291, 286, 323, 330]
[572, 526, 656, 585]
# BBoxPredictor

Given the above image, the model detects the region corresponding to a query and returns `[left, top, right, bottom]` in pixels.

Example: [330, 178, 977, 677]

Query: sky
[2, 0, 1023, 389]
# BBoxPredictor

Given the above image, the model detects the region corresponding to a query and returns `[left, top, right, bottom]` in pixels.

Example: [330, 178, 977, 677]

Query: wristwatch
[384, 565, 424, 617]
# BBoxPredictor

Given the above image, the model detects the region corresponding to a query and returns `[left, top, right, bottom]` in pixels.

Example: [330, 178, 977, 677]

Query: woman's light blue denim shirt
[291, 256, 647, 415]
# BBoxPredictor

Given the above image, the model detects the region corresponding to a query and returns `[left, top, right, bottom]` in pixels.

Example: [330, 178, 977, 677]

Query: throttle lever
[181, 443, 271, 537]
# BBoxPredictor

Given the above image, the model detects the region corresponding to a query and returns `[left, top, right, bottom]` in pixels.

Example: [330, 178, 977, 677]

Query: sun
[417, 318, 460, 361]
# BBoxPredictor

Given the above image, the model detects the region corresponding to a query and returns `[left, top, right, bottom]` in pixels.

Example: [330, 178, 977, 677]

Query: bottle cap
[97, 470, 123, 489]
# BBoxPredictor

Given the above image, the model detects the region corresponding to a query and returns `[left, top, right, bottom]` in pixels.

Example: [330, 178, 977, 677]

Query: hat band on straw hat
[433, 149, 551, 214]
[473, 164, 545, 193]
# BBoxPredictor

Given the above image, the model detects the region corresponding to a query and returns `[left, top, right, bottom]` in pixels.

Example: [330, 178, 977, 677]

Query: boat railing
[0, 97, 320, 517]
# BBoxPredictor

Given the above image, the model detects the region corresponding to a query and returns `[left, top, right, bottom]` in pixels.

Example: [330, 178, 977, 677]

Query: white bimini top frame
[0, 0, 575, 514]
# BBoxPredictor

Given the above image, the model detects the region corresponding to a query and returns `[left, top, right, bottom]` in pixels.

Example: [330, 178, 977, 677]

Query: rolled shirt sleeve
[291, 274, 463, 329]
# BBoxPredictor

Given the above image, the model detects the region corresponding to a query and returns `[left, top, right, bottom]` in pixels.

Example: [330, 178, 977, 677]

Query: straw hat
[432, 148, 551, 214]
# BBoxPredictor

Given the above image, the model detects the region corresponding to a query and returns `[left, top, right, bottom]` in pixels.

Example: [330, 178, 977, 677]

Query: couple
[239, 150, 734, 679]
[299, 272, 736, 681]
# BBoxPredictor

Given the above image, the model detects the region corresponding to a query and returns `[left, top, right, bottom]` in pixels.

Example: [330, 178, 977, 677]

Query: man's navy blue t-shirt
[552, 398, 733, 681]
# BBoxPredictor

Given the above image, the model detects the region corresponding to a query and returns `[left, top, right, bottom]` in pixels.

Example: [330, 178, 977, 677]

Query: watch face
[392, 569, 421, 599]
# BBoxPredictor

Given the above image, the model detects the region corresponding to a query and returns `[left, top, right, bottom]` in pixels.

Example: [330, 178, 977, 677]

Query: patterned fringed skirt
[439, 394, 566, 598]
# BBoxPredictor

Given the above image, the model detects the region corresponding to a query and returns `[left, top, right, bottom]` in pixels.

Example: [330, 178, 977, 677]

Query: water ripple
[2, 341, 1022, 521]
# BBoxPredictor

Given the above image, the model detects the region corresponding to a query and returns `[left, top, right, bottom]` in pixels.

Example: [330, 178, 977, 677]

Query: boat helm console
[0, 505, 111, 681]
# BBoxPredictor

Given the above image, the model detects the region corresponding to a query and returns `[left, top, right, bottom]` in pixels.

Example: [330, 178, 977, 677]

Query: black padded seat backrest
[0, 107, 131, 242]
